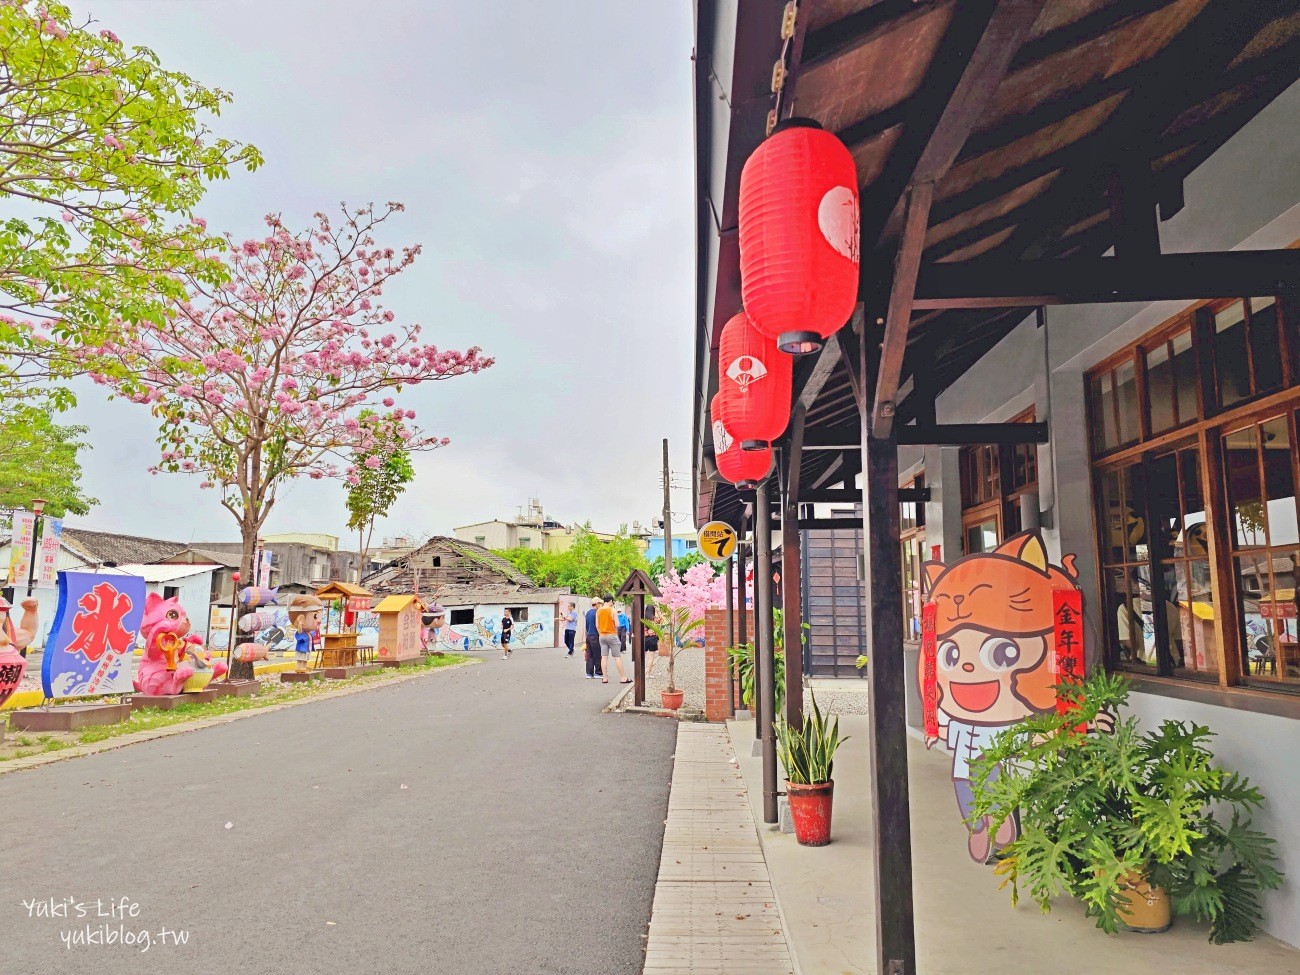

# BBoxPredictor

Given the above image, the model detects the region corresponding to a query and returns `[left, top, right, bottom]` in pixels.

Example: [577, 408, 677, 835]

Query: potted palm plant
[970, 672, 1282, 943]
[643, 603, 703, 711]
[774, 691, 846, 846]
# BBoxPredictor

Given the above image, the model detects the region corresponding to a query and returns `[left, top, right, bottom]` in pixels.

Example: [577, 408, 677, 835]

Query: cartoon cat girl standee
[919, 531, 1081, 864]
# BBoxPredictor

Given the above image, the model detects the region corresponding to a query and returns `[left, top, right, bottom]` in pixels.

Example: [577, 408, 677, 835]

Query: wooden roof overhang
[693, 0, 1300, 530]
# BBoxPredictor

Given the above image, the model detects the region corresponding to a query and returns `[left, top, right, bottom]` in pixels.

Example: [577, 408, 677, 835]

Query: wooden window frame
[1086, 290, 1300, 706]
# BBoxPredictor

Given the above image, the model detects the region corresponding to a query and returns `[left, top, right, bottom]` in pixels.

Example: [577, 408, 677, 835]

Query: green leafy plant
[774, 691, 845, 785]
[643, 602, 705, 695]
[726, 641, 785, 715]
[970, 672, 1282, 943]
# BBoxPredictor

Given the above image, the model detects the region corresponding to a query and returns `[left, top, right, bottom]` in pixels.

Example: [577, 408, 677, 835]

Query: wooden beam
[1106, 156, 1160, 260]
[873, 181, 933, 439]
[802, 487, 931, 504]
[802, 425, 861, 450]
[898, 422, 1048, 446]
[913, 250, 1300, 309]
[794, 330, 846, 412]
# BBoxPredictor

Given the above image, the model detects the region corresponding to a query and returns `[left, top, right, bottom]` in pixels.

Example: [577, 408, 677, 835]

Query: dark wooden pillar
[724, 554, 736, 716]
[781, 410, 806, 729]
[754, 478, 779, 824]
[860, 361, 918, 974]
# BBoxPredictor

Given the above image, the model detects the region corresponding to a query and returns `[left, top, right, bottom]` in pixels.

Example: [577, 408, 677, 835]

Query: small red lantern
[712, 395, 772, 490]
[716, 312, 792, 451]
[739, 118, 859, 354]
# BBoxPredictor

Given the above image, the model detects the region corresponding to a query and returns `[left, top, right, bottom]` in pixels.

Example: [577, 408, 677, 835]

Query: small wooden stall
[314, 581, 374, 671]
[375, 594, 426, 667]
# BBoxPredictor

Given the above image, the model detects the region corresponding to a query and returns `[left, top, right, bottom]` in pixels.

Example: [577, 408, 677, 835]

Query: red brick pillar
[704, 608, 753, 722]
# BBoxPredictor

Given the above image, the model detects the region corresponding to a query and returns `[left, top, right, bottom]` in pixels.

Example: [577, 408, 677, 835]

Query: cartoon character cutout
[920, 531, 1080, 864]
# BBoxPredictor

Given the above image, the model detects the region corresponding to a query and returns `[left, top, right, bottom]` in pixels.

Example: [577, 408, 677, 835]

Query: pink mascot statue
[134, 593, 221, 696]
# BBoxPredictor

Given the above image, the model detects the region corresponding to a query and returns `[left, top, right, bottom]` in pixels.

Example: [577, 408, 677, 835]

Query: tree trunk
[229, 519, 261, 682]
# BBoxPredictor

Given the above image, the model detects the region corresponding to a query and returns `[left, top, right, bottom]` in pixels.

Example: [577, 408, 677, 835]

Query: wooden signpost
[617, 568, 661, 708]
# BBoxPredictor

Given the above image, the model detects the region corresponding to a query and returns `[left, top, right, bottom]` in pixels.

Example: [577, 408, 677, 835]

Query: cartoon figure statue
[286, 594, 324, 673]
[0, 596, 39, 707]
[135, 593, 204, 696]
[920, 532, 1079, 864]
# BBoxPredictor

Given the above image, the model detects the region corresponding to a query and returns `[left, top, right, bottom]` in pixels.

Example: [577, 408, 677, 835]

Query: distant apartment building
[453, 498, 649, 553]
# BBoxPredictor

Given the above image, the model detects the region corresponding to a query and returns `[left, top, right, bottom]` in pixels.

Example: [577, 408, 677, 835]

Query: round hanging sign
[697, 521, 739, 563]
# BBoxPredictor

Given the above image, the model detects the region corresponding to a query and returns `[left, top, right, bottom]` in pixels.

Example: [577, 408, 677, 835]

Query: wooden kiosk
[313, 581, 381, 679]
[374, 594, 426, 667]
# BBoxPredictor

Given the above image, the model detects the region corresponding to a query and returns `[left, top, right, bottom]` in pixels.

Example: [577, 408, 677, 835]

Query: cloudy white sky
[64, 0, 697, 546]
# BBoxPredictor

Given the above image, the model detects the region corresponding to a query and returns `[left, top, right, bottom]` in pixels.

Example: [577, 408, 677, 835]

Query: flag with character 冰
[42, 572, 147, 698]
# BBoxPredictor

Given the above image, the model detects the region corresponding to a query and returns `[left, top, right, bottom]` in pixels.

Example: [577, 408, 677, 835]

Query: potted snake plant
[774, 691, 846, 846]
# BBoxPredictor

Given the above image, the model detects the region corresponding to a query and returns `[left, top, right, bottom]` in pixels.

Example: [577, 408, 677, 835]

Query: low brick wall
[703, 608, 753, 722]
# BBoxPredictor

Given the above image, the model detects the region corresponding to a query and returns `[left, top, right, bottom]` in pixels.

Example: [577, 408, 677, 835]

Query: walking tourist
[584, 597, 603, 679]
[597, 594, 630, 684]
[562, 601, 578, 656]
[500, 609, 513, 660]
[644, 603, 660, 679]
[617, 605, 631, 656]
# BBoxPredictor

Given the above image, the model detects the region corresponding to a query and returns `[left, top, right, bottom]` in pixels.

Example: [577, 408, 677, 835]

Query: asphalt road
[0, 648, 678, 975]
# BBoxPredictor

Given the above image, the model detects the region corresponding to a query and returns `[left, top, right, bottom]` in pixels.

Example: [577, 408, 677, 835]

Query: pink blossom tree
[656, 561, 753, 626]
[78, 202, 492, 583]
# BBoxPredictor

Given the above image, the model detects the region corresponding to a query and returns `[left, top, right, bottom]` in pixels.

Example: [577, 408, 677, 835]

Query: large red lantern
[738, 118, 859, 355]
[711, 395, 772, 490]
[716, 312, 792, 451]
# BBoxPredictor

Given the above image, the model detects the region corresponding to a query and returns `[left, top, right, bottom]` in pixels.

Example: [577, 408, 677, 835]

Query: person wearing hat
[583, 597, 603, 679]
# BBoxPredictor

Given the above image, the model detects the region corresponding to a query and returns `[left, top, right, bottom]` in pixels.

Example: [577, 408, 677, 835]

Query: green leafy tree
[493, 546, 556, 585]
[553, 526, 649, 596]
[0, 405, 97, 522]
[0, 1, 261, 403]
[345, 412, 415, 583]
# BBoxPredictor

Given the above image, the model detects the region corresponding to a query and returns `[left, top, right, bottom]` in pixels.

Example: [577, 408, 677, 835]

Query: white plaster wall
[917, 79, 1300, 944]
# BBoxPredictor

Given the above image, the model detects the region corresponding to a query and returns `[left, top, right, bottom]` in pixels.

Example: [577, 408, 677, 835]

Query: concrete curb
[0, 659, 480, 777]
[602, 683, 634, 712]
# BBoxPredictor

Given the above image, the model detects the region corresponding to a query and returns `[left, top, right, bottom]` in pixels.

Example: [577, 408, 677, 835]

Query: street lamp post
[25, 498, 46, 599]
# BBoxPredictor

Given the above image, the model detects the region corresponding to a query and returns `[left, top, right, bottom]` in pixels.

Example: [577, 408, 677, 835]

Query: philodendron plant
[969, 672, 1282, 943]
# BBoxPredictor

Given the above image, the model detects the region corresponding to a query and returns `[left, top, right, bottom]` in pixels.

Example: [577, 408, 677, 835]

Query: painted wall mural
[211, 606, 380, 655]
[448, 605, 556, 650]
[918, 532, 1082, 864]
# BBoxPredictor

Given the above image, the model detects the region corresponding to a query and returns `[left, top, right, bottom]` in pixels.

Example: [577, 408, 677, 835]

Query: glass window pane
[1170, 330, 1198, 425]
[1224, 424, 1266, 548]
[1178, 449, 1209, 560]
[1240, 551, 1300, 682]
[1147, 340, 1175, 433]
[965, 519, 998, 554]
[1106, 566, 1155, 670]
[1167, 560, 1217, 678]
[1261, 416, 1297, 547]
[1114, 357, 1140, 445]
[1248, 297, 1283, 393]
[1098, 469, 1128, 564]
[1089, 373, 1117, 452]
[1215, 301, 1250, 406]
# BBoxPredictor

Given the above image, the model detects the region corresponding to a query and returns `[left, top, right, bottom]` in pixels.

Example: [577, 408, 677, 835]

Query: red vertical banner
[921, 601, 938, 738]
[1052, 588, 1085, 715]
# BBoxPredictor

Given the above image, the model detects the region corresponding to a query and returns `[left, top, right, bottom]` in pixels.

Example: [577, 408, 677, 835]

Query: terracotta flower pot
[661, 688, 685, 710]
[786, 780, 834, 846]
[1117, 871, 1172, 933]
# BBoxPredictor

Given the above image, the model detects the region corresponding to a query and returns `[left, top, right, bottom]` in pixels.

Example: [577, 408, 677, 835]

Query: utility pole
[661, 438, 672, 577]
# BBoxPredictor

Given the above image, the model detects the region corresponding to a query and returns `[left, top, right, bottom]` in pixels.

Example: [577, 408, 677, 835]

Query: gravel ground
[640, 643, 705, 710]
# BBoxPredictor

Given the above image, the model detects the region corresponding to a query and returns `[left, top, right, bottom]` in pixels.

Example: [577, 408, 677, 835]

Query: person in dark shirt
[500, 609, 513, 660]
[584, 598, 603, 679]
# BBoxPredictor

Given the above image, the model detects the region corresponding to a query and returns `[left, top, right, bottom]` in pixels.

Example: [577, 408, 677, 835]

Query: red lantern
[711, 395, 772, 490]
[716, 312, 792, 451]
[739, 118, 859, 354]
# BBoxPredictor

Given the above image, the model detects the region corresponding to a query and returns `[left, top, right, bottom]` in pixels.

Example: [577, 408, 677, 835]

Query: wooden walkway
[644, 723, 796, 975]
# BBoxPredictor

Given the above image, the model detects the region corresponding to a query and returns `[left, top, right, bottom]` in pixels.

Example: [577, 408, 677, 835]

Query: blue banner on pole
[42, 572, 146, 699]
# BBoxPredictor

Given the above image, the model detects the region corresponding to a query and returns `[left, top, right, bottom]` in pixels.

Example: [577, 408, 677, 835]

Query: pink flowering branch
[72, 202, 492, 577]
